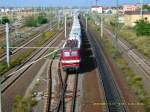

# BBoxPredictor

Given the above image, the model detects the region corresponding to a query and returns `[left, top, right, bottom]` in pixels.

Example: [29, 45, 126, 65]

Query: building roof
[91, 6, 103, 8]
[124, 11, 150, 15]
[123, 4, 138, 6]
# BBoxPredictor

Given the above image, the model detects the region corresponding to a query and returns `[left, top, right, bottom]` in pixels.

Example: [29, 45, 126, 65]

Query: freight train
[60, 14, 81, 71]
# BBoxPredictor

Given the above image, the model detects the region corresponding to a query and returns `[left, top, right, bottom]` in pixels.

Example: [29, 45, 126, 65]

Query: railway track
[104, 27, 150, 78]
[89, 15, 150, 78]
[81, 19, 128, 112]
[1, 30, 64, 93]
[2, 28, 65, 112]
[0, 23, 24, 35]
[0, 22, 57, 61]
[46, 58, 78, 112]
[55, 72, 78, 112]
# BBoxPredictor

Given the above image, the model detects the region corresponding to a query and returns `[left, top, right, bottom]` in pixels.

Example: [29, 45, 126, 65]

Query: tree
[25, 13, 48, 27]
[134, 19, 150, 36]
[143, 5, 150, 11]
[37, 13, 48, 24]
[1, 16, 10, 24]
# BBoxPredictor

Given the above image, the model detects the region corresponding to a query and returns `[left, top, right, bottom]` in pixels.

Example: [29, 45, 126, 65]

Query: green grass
[0, 49, 34, 75]
[0, 48, 4, 54]
[89, 20, 150, 111]
[47, 48, 55, 59]
[12, 95, 37, 112]
[41, 29, 57, 44]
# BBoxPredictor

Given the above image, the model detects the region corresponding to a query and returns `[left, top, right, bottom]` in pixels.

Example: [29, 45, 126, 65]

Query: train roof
[62, 14, 81, 49]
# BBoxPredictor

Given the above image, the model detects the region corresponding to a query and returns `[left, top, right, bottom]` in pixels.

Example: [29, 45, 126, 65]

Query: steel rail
[81, 17, 127, 112]
[46, 53, 56, 112]
[1, 30, 64, 93]
[0, 23, 57, 61]
[70, 72, 78, 112]
[104, 27, 150, 77]
[54, 71, 78, 112]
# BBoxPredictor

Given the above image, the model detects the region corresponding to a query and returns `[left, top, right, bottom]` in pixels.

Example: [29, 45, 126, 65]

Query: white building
[91, 6, 103, 13]
[0, 8, 5, 12]
[122, 4, 139, 13]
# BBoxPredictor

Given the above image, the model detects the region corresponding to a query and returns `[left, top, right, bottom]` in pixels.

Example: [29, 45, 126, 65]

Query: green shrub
[1, 16, 10, 24]
[143, 5, 150, 11]
[25, 13, 48, 27]
[134, 19, 150, 36]
[12, 95, 37, 112]
[37, 13, 48, 24]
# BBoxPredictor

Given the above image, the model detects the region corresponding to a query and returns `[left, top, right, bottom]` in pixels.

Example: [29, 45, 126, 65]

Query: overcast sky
[0, 0, 149, 7]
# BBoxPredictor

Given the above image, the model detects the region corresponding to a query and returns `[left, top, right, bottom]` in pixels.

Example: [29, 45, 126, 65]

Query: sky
[0, 0, 149, 7]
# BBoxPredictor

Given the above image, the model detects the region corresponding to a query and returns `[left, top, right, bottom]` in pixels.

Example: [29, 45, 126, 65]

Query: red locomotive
[60, 15, 81, 71]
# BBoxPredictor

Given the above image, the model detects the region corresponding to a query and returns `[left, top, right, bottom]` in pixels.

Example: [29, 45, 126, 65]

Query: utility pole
[58, 11, 60, 29]
[96, 0, 98, 6]
[0, 76, 1, 112]
[65, 13, 66, 38]
[6, 23, 10, 67]
[49, 11, 51, 30]
[100, 15, 103, 38]
[115, 0, 119, 48]
[140, 0, 143, 19]
[15, 20, 18, 38]
[86, 15, 87, 31]
[0, 75, 2, 112]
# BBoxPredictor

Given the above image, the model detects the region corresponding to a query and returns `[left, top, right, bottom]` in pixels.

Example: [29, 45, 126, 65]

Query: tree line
[25, 13, 48, 27]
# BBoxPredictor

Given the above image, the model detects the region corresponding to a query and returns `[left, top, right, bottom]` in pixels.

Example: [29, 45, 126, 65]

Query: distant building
[0, 8, 5, 12]
[103, 7, 113, 14]
[110, 7, 123, 14]
[124, 11, 150, 26]
[91, 6, 121, 14]
[91, 6, 103, 13]
[123, 4, 139, 13]
[0, 8, 10, 12]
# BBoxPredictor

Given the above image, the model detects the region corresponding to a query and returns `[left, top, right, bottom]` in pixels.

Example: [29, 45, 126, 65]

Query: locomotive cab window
[71, 51, 78, 56]
[63, 51, 70, 56]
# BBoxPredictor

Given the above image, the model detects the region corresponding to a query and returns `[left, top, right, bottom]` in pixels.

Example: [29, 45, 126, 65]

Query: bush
[110, 21, 116, 27]
[1, 16, 10, 24]
[37, 13, 48, 24]
[143, 5, 150, 11]
[12, 95, 37, 112]
[134, 19, 150, 36]
[25, 13, 48, 27]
